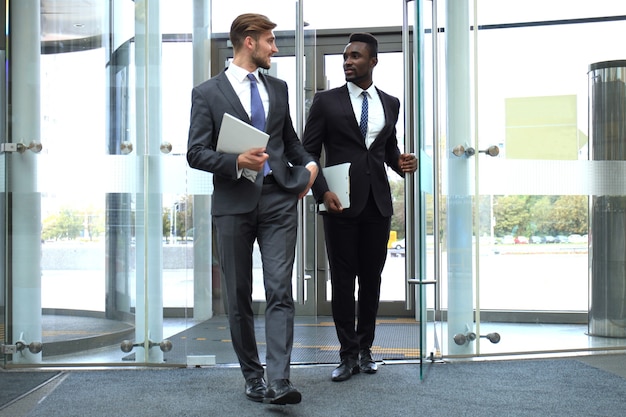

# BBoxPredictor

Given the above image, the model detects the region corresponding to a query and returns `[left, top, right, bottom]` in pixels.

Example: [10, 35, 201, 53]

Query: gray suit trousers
[213, 181, 298, 382]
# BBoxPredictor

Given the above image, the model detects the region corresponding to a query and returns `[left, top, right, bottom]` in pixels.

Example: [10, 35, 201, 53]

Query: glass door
[301, 0, 426, 368]
[208, 0, 324, 365]
[440, 0, 626, 358]
[475, 0, 626, 356]
[2, 0, 199, 367]
[209, 0, 425, 367]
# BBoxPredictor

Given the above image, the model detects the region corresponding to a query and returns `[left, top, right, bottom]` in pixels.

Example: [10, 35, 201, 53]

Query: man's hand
[322, 191, 343, 213]
[238, 147, 269, 172]
[399, 153, 418, 173]
[298, 163, 319, 199]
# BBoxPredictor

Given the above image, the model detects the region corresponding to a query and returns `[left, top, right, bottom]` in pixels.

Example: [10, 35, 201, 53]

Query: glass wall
[2, 0, 626, 369]
[438, 0, 626, 357]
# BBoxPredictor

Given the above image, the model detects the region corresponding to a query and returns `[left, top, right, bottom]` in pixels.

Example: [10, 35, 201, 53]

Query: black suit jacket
[302, 84, 403, 218]
[187, 69, 314, 216]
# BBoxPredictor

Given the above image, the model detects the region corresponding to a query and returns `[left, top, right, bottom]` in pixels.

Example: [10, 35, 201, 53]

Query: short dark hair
[349, 32, 378, 58]
[230, 13, 277, 51]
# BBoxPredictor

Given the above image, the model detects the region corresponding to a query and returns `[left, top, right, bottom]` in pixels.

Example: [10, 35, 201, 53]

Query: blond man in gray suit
[187, 13, 317, 405]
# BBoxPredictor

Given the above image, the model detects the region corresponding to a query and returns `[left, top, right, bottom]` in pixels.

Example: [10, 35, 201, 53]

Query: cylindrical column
[588, 60, 626, 338]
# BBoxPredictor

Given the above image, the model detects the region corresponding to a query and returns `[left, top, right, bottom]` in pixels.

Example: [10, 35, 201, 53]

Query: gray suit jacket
[187, 69, 314, 215]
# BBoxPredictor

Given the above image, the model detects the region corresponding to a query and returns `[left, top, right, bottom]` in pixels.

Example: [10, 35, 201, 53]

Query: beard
[252, 50, 271, 70]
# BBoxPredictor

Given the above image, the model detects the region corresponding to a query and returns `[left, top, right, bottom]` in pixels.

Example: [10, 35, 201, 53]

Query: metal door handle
[479, 145, 500, 157]
[160, 142, 172, 154]
[120, 141, 133, 154]
[1, 141, 43, 154]
[452, 144, 499, 158]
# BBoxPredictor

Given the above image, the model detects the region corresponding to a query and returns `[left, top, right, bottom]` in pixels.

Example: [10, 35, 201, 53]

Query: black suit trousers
[323, 191, 391, 360]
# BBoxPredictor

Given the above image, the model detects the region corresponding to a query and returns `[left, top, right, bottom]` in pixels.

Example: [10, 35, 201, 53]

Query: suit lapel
[257, 73, 277, 158]
[376, 88, 392, 138]
[338, 85, 367, 147]
[377, 88, 393, 127]
[215, 70, 250, 123]
[258, 72, 275, 130]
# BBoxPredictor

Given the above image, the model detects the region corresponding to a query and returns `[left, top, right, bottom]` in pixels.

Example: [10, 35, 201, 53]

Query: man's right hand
[237, 147, 269, 172]
[322, 191, 343, 213]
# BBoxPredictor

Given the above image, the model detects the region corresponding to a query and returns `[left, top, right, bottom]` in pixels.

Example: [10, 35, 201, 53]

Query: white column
[445, 0, 474, 355]
[10, 0, 42, 364]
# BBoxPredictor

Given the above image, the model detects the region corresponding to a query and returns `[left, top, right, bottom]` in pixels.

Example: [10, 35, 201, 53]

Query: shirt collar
[228, 62, 260, 83]
[347, 81, 375, 98]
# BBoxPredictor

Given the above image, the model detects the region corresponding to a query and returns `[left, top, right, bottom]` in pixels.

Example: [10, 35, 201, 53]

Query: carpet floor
[13, 357, 626, 417]
[0, 371, 60, 410]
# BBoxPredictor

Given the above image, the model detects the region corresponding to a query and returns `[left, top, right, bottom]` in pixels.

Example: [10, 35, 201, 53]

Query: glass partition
[3, 0, 317, 368]
[464, 0, 626, 356]
[3, 0, 626, 370]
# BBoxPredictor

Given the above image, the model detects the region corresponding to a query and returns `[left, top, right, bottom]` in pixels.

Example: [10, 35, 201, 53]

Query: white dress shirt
[224, 63, 270, 180]
[347, 82, 384, 149]
[223, 63, 315, 179]
[225, 62, 269, 123]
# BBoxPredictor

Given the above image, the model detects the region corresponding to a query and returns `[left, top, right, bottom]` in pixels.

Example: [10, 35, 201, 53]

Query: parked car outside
[530, 235, 545, 244]
[555, 235, 569, 243]
[389, 238, 405, 257]
[567, 234, 587, 243]
[544, 235, 556, 244]
[514, 236, 529, 244]
[501, 235, 515, 245]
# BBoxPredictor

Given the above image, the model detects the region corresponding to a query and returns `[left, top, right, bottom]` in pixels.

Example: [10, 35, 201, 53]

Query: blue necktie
[360, 91, 368, 139]
[247, 73, 270, 176]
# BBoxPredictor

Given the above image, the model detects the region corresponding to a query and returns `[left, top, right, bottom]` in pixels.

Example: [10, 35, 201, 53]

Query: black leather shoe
[263, 379, 302, 405]
[331, 358, 359, 382]
[359, 350, 378, 374]
[245, 377, 267, 402]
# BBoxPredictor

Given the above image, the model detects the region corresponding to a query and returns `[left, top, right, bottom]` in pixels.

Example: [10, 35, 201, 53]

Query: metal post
[588, 60, 626, 338]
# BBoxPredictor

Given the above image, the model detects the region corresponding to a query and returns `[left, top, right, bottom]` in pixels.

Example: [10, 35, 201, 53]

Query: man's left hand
[399, 153, 418, 173]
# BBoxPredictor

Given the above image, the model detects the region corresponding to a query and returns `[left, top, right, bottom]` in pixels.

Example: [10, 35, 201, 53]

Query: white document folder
[217, 113, 269, 154]
[319, 162, 351, 212]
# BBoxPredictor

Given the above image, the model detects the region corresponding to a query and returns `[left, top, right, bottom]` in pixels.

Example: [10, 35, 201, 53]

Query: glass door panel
[306, 0, 422, 368]
[5, 0, 198, 367]
[36, 44, 138, 364]
[471, 1, 626, 356]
